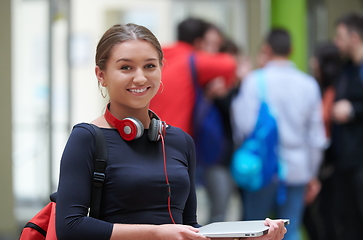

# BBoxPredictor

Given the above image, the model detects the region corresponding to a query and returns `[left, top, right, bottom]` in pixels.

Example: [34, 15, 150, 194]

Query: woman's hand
[257, 218, 286, 240]
[154, 224, 210, 240]
[151, 219, 286, 240]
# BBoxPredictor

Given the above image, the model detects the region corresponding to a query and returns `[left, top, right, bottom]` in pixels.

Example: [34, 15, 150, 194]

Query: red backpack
[19, 198, 57, 240]
[19, 124, 107, 240]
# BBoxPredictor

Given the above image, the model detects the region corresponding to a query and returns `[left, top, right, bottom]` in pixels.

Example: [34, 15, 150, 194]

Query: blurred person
[187, 22, 253, 223]
[197, 23, 236, 224]
[331, 12, 363, 240]
[231, 28, 326, 240]
[149, 18, 237, 224]
[149, 17, 236, 137]
[219, 39, 253, 87]
[303, 42, 342, 240]
[198, 22, 231, 99]
[201, 28, 253, 223]
[55, 22, 287, 240]
[200, 23, 224, 54]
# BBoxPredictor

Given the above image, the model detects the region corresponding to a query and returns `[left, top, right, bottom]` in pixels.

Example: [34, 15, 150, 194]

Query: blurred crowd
[150, 12, 363, 240]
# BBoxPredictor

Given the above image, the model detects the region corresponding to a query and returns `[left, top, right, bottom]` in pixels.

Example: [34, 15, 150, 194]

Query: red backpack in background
[19, 124, 107, 240]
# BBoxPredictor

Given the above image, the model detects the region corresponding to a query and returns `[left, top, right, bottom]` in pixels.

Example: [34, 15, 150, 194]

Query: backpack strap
[23, 222, 47, 237]
[256, 69, 267, 101]
[255, 71, 287, 205]
[88, 123, 108, 219]
[189, 53, 199, 88]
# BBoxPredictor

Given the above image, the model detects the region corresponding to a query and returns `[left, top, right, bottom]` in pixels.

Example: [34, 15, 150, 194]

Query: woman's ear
[95, 66, 106, 87]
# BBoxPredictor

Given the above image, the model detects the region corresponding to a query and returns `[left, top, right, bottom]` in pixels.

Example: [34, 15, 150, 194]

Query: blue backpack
[231, 70, 283, 193]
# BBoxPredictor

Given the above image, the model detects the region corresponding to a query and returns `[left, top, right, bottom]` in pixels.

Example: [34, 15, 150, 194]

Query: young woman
[55, 23, 286, 240]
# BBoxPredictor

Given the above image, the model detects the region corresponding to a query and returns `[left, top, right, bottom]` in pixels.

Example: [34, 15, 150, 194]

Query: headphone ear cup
[120, 117, 144, 141]
[148, 118, 161, 141]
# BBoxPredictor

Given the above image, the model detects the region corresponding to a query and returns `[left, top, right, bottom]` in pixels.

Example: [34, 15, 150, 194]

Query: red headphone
[104, 103, 166, 141]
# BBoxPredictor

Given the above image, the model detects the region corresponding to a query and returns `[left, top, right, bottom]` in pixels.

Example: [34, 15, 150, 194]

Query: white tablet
[199, 219, 290, 238]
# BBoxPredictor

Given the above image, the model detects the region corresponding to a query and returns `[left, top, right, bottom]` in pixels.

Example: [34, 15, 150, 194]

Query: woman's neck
[107, 103, 151, 128]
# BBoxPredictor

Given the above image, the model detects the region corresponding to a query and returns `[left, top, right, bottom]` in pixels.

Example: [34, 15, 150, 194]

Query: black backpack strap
[88, 123, 108, 219]
[23, 222, 47, 237]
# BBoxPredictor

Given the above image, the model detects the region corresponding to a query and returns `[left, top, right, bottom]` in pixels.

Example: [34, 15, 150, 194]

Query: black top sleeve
[56, 124, 113, 240]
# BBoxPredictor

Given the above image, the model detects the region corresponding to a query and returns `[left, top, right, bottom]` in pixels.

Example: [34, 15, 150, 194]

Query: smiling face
[96, 39, 161, 112]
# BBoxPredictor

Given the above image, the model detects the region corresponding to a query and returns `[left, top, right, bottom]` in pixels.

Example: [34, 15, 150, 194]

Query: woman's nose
[133, 68, 147, 84]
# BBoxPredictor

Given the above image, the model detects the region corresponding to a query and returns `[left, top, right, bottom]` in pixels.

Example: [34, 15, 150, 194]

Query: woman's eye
[121, 65, 131, 70]
[145, 64, 156, 69]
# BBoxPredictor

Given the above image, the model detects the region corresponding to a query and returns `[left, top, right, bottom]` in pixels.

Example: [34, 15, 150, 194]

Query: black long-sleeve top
[332, 60, 363, 171]
[56, 123, 199, 240]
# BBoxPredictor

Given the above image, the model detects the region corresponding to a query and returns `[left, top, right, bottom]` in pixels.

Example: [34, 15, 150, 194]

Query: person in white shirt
[231, 28, 326, 240]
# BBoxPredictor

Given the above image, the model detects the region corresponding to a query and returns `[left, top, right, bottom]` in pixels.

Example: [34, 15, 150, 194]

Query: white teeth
[129, 88, 147, 93]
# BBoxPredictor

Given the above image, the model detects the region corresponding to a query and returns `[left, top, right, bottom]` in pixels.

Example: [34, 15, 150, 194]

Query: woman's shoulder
[69, 123, 100, 142]
[73, 122, 96, 133]
[167, 124, 190, 136]
[166, 125, 194, 144]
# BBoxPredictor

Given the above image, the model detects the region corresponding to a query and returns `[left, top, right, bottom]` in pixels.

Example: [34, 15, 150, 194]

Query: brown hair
[95, 23, 164, 70]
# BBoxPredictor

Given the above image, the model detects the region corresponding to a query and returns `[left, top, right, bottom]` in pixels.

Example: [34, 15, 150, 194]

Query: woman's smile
[127, 87, 150, 94]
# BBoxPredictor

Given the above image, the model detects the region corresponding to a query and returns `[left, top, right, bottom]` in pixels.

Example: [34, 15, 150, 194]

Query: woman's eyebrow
[116, 58, 131, 63]
[145, 58, 158, 62]
[116, 58, 158, 63]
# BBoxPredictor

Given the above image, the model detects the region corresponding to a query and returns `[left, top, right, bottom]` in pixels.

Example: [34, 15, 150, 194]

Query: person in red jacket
[149, 18, 237, 136]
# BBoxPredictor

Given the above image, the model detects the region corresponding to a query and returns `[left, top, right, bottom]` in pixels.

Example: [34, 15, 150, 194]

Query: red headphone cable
[161, 134, 176, 224]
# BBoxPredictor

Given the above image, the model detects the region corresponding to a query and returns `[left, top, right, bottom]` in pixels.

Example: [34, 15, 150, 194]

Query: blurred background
[1, 0, 363, 239]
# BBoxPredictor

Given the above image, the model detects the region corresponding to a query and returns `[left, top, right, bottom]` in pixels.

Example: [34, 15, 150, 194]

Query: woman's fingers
[263, 218, 286, 240]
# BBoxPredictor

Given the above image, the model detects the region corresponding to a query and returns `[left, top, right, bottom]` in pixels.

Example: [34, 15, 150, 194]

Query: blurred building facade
[1, 0, 363, 239]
